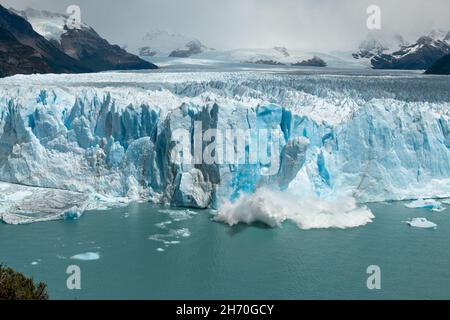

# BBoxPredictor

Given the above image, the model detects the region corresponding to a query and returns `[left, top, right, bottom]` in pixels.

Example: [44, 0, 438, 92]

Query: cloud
[1, 0, 449, 51]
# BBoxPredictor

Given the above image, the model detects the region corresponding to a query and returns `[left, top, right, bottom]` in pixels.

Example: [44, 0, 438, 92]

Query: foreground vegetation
[0, 264, 48, 300]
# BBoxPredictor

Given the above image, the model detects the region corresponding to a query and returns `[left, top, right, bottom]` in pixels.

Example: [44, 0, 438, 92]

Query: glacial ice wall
[0, 71, 449, 224]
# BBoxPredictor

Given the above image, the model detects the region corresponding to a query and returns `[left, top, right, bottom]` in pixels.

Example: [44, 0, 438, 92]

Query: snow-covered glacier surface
[0, 71, 449, 227]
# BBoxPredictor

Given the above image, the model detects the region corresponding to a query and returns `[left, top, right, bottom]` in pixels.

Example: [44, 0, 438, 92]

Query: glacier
[0, 71, 449, 227]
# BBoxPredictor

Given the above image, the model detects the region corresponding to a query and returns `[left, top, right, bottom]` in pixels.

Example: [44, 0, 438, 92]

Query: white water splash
[214, 188, 374, 230]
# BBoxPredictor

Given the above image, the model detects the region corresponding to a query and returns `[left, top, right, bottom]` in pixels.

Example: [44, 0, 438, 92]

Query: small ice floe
[178, 228, 191, 238]
[403, 218, 437, 229]
[149, 228, 191, 243]
[149, 208, 196, 250]
[155, 220, 172, 229]
[156, 248, 165, 252]
[159, 209, 198, 222]
[405, 199, 446, 212]
[31, 259, 41, 265]
[70, 252, 100, 261]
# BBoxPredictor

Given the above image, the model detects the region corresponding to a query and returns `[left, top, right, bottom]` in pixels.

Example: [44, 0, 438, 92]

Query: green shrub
[0, 264, 48, 300]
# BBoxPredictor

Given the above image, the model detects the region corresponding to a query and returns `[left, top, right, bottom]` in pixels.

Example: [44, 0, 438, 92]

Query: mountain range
[352, 33, 408, 60]
[0, 5, 157, 78]
[2, 4, 450, 76]
[125, 29, 211, 58]
[354, 30, 450, 70]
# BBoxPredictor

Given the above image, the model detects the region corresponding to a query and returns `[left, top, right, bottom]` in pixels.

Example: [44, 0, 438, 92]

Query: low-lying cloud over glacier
[1, 0, 450, 51]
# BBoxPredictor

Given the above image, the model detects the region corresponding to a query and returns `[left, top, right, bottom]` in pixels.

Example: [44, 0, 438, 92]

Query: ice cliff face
[0, 71, 449, 224]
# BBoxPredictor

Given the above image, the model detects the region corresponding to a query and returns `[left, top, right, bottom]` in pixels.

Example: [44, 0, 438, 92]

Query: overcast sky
[1, 0, 450, 51]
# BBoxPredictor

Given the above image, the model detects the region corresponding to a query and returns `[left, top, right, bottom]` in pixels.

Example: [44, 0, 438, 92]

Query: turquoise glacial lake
[1, 202, 449, 299]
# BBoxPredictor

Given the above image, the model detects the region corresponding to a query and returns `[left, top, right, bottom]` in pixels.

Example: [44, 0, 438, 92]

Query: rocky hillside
[0, 5, 157, 78]
[0, 25, 53, 77]
[15, 7, 157, 72]
[425, 54, 450, 75]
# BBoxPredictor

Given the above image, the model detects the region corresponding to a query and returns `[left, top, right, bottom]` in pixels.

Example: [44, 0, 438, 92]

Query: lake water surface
[1, 201, 449, 299]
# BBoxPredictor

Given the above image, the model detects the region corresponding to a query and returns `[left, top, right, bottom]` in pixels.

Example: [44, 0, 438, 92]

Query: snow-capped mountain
[128, 29, 210, 58]
[220, 46, 303, 65]
[195, 47, 361, 68]
[0, 5, 89, 77]
[202, 47, 300, 64]
[128, 28, 362, 68]
[13, 8, 157, 72]
[273, 46, 290, 57]
[12, 8, 89, 44]
[352, 33, 408, 60]
[429, 29, 450, 43]
[169, 39, 208, 58]
[358, 30, 450, 70]
[292, 56, 327, 67]
[1, 71, 449, 224]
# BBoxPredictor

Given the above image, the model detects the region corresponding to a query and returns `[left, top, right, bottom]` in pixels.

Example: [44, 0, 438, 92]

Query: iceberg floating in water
[405, 199, 446, 212]
[0, 72, 449, 228]
[70, 252, 101, 261]
[404, 218, 437, 229]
